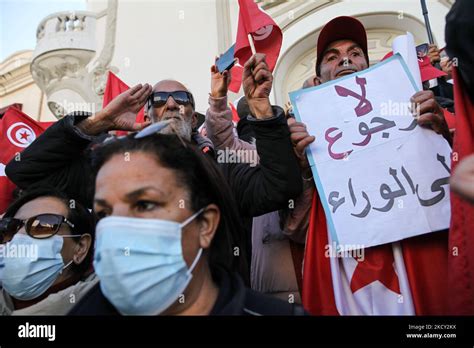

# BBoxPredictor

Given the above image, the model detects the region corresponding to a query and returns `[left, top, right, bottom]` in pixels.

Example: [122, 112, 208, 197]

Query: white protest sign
[393, 32, 422, 91]
[289, 54, 451, 250]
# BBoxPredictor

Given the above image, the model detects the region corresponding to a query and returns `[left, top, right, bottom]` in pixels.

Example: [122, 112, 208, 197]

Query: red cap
[316, 16, 368, 72]
[418, 55, 447, 82]
[381, 51, 447, 82]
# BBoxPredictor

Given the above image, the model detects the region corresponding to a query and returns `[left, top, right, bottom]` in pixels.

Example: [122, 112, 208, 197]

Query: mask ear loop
[62, 259, 74, 271]
[180, 207, 205, 227]
[180, 208, 205, 274]
[60, 234, 88, 271]
[188, 248, 203, 274]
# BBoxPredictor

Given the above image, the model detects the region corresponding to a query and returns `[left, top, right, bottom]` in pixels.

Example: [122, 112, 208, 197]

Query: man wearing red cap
[314, 16, 369, 84]
[288, 16, 452, 315]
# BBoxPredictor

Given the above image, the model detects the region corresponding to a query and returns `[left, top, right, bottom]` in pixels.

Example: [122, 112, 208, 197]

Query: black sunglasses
[147, 91, 195, 109]
[0, 213, 76, 243]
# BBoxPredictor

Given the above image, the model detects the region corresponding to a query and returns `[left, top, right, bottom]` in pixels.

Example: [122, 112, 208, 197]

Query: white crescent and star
[6, 122, 36, 148]
[252, 25, 273, 41]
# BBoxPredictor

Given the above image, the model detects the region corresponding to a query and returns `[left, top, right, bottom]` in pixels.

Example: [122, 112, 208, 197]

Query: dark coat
[68, 267, 307, 316]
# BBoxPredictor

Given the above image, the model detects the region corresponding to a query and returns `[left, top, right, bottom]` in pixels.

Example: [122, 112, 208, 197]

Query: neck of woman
[165, 263, 219, 316]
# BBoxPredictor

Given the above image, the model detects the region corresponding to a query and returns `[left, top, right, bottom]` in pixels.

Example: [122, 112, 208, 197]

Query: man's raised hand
[210, 56, 232, 99]
[78, 84, 152, 135]
[242, 53, 273, 119]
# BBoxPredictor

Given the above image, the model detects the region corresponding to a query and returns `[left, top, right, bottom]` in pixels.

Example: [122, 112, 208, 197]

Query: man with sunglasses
[5, 54, 302, 244]
[146, 87, 195, 138]
[142, 80, 215, 155]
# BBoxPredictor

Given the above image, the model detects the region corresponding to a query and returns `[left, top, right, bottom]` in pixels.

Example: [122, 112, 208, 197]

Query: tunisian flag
[302, 192, 448, 315]
[103, 71, 145, 135]
[448, 68, 474, 315]
[0, 107, 50, 213]
[230, 0, 282, 93]
[229, 64, 244, 94]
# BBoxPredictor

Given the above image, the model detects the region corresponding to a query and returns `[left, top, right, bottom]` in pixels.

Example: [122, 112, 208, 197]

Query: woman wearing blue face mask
[0, 187, 97, 315]
[69, 133, 307, 316]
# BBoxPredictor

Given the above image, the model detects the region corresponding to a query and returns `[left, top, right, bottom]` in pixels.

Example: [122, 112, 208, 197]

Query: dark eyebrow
[322, 48, 340, 59]
[347, 44, 363, 53]
[93, 198, 108, 207]
[323, 44, 363, 61]
[124, 186, 165, 202]
[94, 187, 166, 207]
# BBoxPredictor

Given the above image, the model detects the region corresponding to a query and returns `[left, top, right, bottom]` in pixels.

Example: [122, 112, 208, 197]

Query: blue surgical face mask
[2, 233, 75, 300]
[93, 208, 204, 315]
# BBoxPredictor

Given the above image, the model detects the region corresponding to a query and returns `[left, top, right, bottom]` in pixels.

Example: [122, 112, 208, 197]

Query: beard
[160, 111, 192, 141]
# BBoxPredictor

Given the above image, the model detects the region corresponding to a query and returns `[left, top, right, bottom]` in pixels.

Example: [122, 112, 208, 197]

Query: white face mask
[93, 208, 204, 315]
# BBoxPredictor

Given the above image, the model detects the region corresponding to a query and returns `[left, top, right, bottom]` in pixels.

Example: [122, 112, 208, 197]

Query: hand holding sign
[287, 117, 315, 174]
[411, 90, 451, 144]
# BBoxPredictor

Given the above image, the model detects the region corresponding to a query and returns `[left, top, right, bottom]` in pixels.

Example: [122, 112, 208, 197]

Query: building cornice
[0, 52, 35, 96]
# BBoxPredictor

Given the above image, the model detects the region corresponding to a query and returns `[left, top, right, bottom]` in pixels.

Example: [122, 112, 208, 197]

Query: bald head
[152, 79, 189, 93]
[147, 79, 196, 140]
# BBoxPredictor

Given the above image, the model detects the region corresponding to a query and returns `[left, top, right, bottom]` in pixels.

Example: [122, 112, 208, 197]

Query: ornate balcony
[30, 10, 102, 117]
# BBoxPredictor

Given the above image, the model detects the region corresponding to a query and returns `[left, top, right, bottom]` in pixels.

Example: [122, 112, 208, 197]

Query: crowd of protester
[0, 0, 473, 316]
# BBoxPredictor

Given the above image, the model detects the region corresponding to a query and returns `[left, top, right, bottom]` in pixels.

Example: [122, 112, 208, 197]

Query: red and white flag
[302, 192, 448, 315]
[0, 107, 51, 213]
[230, 0, 282, 93]
[229, 102, 240, 125]
[103, 71, 145, 135]
[448, 67, 474, 315]
[229, 64, 244, 94]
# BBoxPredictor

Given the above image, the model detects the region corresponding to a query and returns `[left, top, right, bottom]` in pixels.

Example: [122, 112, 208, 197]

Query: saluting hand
[78, 84, 152, 135]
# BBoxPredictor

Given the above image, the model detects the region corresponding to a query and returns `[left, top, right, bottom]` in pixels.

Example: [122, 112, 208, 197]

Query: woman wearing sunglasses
[69, 133, 305, 315]
[0, 187, 96, 315]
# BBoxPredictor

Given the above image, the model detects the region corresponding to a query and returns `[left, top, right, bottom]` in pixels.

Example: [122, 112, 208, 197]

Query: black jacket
[68, 268, 307, 316]
[5, 108, 302, 218]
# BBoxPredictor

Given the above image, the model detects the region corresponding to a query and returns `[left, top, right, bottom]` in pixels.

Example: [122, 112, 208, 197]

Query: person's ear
[197, 204, 220, 249]
[313, 76, 321, 86]
[72, 233, 92, 265]
[191, 112, 198, 129]
[144, 108, 151, 123]
[146, 105, 157, 123]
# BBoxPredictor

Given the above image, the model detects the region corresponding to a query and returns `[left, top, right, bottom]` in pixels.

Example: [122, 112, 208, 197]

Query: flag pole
[420, 0, 445, 96]
[420, 0, 434, 45]
[248, 34, 257, 55]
